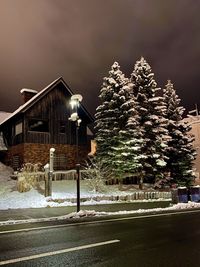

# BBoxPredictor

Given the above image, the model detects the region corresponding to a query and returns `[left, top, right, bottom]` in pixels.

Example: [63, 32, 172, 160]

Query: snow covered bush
[17, 175, 31, 193]
[82, 157, 112, 193]
[17, 163, 42, 193]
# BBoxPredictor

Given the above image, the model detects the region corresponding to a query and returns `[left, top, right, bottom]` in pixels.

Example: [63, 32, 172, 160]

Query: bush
[17, 163, 42, 193]
[82, 157, 112, 193]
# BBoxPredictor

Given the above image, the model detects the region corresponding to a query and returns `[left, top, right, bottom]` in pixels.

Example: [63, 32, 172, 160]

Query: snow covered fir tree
[95, 61, 131, 167]
[130, 57, 168, 184]
[109, 84, 144, 186]
[94, 57, 196, 188]
[95, 61, 145, 184]
[163, 80, 196, 186]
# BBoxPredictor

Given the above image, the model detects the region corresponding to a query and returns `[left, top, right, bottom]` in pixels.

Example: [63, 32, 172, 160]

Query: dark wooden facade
[0, 78, 93, 170]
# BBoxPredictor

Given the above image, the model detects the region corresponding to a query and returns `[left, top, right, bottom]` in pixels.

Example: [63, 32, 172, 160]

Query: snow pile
[1, 202, 200, 226]
[66, 210, 97, 218]
[171, 202, 200, 210]
[0, 162, 16, 197]
[0, 188, 59, 210]
[0, 210, 97, 225]
[95, 202, 200, 216]
[0, 164, 53, 209]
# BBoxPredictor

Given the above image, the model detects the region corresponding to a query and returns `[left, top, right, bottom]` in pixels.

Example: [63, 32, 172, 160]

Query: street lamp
[69, 94, 82, 212]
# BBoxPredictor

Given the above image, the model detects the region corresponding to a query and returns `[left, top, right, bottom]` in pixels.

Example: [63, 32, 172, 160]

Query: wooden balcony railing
[27, 131, 50, 144]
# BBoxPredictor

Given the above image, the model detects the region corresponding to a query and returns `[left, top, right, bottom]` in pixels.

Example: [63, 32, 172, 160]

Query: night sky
[0, 0, 199, 116]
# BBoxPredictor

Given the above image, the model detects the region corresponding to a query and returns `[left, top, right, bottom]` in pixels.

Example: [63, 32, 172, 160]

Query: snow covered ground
[0, 174, 169, 210]
[0, 162, 170, 210]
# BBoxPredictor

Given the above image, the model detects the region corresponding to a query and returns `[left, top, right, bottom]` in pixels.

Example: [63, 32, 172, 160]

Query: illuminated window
[15, 122, 22, 136]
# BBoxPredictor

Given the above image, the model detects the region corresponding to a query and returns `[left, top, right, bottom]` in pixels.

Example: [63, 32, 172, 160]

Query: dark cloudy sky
[0, 0, 199, 115]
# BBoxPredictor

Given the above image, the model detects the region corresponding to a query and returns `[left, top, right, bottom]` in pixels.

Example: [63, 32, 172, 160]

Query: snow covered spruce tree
[163, 80, 196, 186]
[95, 62, 130, 168]
[110, 85, 144, 185]
[130, 57, 168, 184]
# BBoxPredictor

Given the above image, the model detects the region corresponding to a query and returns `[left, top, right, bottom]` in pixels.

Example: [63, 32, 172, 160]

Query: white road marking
[0, 209, 200, 235]
[0, 239, 120, 266]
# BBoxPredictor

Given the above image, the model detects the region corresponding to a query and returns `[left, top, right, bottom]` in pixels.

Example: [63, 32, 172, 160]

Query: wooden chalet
[0, 77, 93, 170]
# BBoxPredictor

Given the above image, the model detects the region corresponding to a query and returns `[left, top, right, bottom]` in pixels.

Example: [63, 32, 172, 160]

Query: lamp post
[69, 94, 82, 212]
[49, 147, 55, 196]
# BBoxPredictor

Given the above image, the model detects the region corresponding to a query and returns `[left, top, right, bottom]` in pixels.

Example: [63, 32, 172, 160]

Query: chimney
[20, 88, 38, 104]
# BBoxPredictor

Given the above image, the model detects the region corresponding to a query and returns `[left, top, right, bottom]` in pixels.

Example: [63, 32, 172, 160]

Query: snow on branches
[94, 58, 196, 188]
[163, 80, 196, 186]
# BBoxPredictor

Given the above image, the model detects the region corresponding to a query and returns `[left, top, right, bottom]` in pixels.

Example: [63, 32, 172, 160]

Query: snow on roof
[20, 88, 38, 94]
[0, 111, 12, 124]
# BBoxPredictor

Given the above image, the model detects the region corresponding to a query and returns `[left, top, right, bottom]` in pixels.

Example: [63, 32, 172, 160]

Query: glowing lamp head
[70, 99, 78, 109]
[69, 112, 79, 121]
[70, 94, 83, 108]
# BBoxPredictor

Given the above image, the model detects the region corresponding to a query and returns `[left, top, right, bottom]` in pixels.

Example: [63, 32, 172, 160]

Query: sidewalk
[0, 201, 171, 223]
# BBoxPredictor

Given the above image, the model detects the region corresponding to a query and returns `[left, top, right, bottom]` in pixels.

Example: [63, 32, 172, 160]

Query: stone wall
[4, 143, 24, 169]
[50, 191, 172, 203]
[5, 143, 90, 170]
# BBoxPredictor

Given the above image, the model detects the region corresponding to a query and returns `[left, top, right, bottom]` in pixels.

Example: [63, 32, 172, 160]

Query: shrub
[17, 163, 42, 193]
[82, 157, 112, 193]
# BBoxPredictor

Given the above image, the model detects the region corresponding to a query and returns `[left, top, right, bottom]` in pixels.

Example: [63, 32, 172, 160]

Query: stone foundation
[5, 143, 90, 170]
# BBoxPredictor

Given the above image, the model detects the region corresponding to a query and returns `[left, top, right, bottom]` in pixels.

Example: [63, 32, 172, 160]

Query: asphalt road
[0, 210, 200, 267]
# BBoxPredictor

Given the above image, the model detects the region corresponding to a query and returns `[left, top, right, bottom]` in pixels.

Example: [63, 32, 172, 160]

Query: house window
[54, 154, 67, 170]
[28, 119, 49, 132]
[15, 122, 22, 136]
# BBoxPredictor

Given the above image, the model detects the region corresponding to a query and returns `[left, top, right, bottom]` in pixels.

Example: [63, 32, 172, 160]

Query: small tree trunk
[138, 172, 144, 190]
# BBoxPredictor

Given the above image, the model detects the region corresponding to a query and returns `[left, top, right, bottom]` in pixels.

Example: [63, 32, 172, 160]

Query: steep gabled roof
[0, 77, 93, 126]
